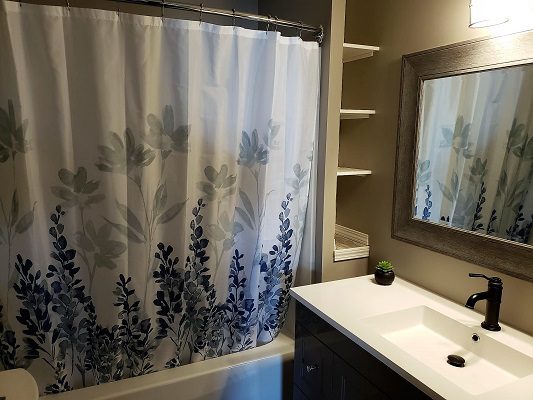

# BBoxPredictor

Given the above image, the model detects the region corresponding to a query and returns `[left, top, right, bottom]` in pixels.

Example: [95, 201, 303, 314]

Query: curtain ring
[117, 6, 120, 17]
[161, 0, 164, 21]
[316, 25, 324, 44]
[232, 8, 236, 28]
[266, 15, 271, 34]
[66, 0, 70, 12]
[298, 21, 303, 38]
[274, 16, 279, 32]
[18, 0, 22, 8]
[199, 3, 203, 25]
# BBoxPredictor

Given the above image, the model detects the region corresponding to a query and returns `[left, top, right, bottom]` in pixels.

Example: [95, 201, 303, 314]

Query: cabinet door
[333, 355, 388, 400]
[294, 385, 311, 400]
[296, 303, 431, 400]
[294, 324, 334, 400]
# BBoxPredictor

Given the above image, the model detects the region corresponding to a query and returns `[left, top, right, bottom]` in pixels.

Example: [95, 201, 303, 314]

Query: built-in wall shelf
[337, 167, 372, 177]
[343, 43, 380, 63]
[340, 109, 376, 120]
[334, 224, 369, 262]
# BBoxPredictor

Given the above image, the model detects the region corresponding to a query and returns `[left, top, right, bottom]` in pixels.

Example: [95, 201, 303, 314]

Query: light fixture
[469, 0, 509, 28]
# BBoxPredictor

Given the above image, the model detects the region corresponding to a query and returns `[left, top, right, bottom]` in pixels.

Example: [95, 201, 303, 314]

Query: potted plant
[374, 260, 395, 285]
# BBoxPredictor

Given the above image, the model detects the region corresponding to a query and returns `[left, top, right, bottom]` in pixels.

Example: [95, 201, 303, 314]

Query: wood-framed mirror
[393, 30, 533, 282]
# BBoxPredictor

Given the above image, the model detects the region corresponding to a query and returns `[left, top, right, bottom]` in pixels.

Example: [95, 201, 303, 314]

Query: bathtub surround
[0, 1, 320, 394]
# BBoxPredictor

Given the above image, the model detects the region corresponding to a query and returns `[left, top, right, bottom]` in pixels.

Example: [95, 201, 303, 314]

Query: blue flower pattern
[0, 101, 311, 394]
[415, 117, 533, 244]
[1, 193, 299, 393]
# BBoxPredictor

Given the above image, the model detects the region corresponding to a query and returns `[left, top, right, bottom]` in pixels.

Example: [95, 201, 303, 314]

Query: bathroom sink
[360, 306, 533, 395]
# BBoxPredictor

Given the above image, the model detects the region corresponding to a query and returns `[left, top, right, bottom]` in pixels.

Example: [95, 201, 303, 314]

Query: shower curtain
[0, 1, 320, 394]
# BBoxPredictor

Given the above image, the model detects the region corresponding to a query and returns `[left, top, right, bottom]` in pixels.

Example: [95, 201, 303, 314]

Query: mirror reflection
[413, 64, 533, 245]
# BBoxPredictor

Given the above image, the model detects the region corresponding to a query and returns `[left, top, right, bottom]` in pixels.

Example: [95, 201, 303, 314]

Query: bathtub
[43, 334, 294, 400]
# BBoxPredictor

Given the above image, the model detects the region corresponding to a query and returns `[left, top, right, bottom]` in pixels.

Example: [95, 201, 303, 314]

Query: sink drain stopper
[447, 354, 466, 368]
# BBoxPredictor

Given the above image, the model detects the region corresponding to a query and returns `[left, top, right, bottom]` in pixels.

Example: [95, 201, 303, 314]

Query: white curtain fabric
[415, 66, 533, 244]
[0, 1, 320, 394]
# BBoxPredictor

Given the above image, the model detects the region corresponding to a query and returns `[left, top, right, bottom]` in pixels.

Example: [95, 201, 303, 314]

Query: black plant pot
[374, 269, 395, 286]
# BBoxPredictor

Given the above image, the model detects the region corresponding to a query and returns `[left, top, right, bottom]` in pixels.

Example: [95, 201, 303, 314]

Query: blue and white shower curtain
[414, 66, 533, 244]
[0, 1, 320, 394]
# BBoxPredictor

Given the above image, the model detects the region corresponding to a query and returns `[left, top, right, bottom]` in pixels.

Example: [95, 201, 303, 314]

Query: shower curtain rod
[72, 0, 324, 43]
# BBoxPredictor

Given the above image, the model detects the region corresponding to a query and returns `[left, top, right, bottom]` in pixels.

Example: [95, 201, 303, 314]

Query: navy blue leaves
[4, 195, 298, 393]
[153, 200, 221, 366]
[0, 303, 19, 369]
[45, 207, 93, 385]
[225, 250, 256, 352]
[422, 185, 432, 221]
[504, 205, 533, 243]
[472, 181, 486, 231]
[114, 274, 155, 377]
[153, 243, 184, 341]
[13, 255, 53, 361]
[258, 194, 294, 339]
[83, 301, 123, 385]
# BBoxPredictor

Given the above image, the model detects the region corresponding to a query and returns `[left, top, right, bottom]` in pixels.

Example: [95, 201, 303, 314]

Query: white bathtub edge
[42, 334, 294, 400]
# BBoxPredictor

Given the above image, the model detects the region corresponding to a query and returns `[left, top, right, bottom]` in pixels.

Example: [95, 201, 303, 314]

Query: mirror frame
[392, 30, 533, 282]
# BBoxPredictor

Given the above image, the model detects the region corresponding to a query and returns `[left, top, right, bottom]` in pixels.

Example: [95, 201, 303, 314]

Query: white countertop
[290, 275, 533, 400]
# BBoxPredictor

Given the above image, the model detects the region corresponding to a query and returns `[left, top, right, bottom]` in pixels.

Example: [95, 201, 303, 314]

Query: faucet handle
[469, 273, 502, 284]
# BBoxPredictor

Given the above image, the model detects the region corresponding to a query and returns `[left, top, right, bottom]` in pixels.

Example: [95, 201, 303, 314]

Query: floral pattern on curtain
[414, 65, 533, 245]
[0, 2, 320, 394]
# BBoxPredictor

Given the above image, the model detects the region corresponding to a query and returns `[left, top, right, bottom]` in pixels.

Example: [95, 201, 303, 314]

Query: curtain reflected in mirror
[413, 64, 533, 245]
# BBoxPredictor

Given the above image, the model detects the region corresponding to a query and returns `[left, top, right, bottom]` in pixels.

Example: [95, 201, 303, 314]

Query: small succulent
[376, 260, 394, 272]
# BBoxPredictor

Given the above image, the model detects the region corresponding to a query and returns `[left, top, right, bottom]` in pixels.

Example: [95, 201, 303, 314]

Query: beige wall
[338, 0, 533, 335]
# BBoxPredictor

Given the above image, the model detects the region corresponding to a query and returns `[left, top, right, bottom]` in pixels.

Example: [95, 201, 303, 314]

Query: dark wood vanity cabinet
[293, 302, 432, 400]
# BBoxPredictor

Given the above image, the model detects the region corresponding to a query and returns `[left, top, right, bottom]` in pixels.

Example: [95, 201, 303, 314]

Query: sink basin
[360, 306, 533, 395]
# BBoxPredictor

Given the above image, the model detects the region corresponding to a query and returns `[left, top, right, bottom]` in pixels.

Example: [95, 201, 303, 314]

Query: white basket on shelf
[334, 224, 369, 262]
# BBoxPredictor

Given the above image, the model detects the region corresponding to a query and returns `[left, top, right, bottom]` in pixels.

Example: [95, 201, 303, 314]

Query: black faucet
[465, 273, 503, 332]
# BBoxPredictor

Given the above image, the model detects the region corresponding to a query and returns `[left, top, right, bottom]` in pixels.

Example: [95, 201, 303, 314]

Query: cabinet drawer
[294, 324, 334, 400]
[333, 355, 388, 400]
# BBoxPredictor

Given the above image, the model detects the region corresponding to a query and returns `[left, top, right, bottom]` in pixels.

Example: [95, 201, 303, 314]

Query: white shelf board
[337, 167, 372, 177]
[340, 109, 376, 120]
[334, 224, 369, 262]
[343, 43, 380, 63]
